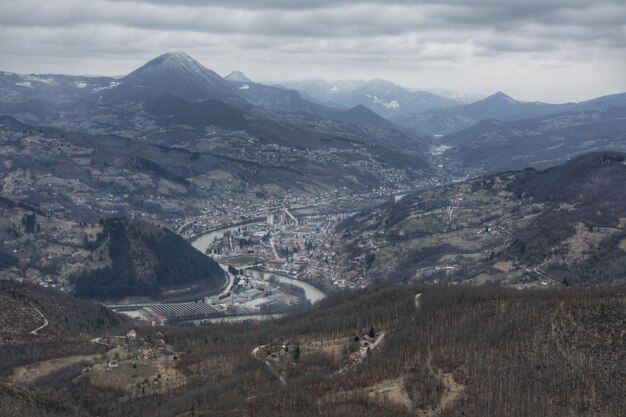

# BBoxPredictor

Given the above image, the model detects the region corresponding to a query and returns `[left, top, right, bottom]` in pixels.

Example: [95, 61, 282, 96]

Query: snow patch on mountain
[23, 75, 56, 85]
[92, 81, 121, 92]
[366, 94, 400, 110]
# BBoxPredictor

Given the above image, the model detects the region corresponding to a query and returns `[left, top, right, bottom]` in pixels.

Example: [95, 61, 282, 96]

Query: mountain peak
[112, 52, 245, 105]
[347, 104, 372, 114]
[491, 91, 515, 100]
[140, 51, 207, 74]
[225, 71, 252, 84]
[159, 51, 193, 61]
[482, 91, 520, 105]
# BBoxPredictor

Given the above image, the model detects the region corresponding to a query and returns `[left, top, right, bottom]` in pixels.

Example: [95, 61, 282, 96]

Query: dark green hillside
[144, 226, 224, 287]
[156, 99, 249, 130]
[70, 218, 225, 300]
[0, 250, 18, 270]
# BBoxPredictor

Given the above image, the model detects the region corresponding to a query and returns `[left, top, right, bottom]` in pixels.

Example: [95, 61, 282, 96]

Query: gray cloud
[0, 0, 624, 102]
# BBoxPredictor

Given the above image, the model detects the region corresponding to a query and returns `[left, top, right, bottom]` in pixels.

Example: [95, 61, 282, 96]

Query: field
[9, 354, 100, 385]
[88, 354, 186, 397]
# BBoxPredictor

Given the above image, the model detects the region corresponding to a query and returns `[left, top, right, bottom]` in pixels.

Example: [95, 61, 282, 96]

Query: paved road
[269, 237, 280, 260]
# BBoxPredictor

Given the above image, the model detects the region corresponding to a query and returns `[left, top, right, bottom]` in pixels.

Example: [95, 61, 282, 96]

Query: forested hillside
[0, 280, 128, 375]
[70, 218, 225, 300]
[0, 284, 623, 416]
[336, 152, 626, 287]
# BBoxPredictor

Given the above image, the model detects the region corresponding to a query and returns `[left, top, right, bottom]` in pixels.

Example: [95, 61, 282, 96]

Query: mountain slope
[0, 279, 129, 373]
[334, 104, 397, 128]
[225, 71, 319, 113]
[70, 218, 226, 301]
[1, 284, 623, 417]
[336, 152, 626, 287]
[145, 95, 249, 130]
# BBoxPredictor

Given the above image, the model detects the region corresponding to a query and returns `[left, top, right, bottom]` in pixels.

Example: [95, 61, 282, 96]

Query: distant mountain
[284, 78, 459, 117]
[104, 52, 245, 106]
[284, 78, 363, 107]
[393, 91, 626, 135]
[441, 106, 626, 172]
[70, 218, 226, 301]
[223, 72, 428, 148]
[577, 92, 626, 110]
[425, 88, 485, 104]
[334, 104, 399, 130]
[225, 70, 323, 113]
[0, 71, 115, 104]
[224, 70, 252, 84]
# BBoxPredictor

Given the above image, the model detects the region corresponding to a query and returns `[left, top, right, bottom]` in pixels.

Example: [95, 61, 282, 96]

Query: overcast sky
[0, 0, 624, 102]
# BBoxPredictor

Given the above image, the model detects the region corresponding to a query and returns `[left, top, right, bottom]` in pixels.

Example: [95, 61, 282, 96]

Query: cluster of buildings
[205, 210, 354, 289]
[208, 276, 300, 315]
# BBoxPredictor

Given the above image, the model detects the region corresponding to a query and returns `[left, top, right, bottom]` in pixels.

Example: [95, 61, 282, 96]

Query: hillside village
[255, 326, 386, 384]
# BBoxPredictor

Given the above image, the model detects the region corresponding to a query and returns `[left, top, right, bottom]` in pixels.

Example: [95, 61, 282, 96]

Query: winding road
[252, 345, 286, 385]
[29, 304, 48, 335]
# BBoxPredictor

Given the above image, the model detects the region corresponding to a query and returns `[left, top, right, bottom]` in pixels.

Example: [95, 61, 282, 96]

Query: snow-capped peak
[225, 70, 253, 84]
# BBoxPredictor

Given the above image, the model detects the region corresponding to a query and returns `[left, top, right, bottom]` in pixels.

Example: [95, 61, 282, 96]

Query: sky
[0, 0, 625, 103]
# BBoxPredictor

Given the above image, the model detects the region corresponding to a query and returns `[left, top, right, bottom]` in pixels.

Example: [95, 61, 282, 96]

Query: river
[191, 226, 327, 306]
[191, 220, 258, 253]
[246, 269, 326, 304]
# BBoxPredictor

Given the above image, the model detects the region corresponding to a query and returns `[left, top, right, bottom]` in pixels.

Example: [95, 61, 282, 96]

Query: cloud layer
[0, 0, 624, 101]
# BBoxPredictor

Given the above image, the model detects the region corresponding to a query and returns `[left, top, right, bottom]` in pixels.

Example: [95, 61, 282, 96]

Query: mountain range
[0, 53, 433, 211]
[282, 78, 461, 117]
[393, 91, 626, 135]
[440, 106, 626, 172]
